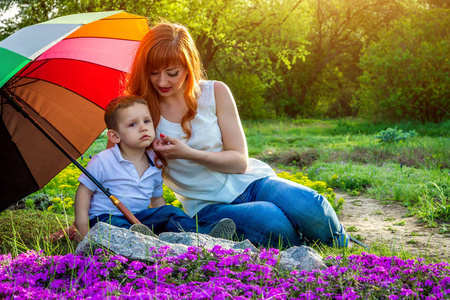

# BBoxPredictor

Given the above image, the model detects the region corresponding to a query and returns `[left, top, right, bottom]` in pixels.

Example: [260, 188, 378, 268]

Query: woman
[126, 21, 349, 248]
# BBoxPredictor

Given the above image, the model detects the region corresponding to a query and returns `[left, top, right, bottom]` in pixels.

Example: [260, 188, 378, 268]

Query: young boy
[73, 95, 235, 242]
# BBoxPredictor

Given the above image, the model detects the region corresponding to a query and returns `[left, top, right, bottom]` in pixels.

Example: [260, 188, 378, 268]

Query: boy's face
[109, 102, 155, 149]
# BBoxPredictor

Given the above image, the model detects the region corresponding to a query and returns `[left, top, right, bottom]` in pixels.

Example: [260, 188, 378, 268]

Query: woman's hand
[153, 82, 248, 174]
[152, 134, 192, 159]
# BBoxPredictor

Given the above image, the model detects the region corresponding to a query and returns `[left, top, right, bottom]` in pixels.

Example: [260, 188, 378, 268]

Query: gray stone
[158, 232, 258, 252]
[278, 246, 327, 271]
[75, 222, 256, 262]
[76, 222, 325, 271]
[75, 222, 180, 262]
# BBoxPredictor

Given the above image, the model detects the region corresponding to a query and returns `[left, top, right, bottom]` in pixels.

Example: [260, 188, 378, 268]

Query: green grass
[246, 118, 450, 169]
[2, 117, 449, 262]
[246, 118, 450, 230]
[2, 208, 447, 265]
[0, 209, 76, 256]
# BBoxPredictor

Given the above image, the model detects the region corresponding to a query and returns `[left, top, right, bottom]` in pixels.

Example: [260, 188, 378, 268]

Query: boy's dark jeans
[90, 205, 214, 235]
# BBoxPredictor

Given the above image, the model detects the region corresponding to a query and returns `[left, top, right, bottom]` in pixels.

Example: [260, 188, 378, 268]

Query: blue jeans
[90, 205, 215, 235]
[195, 176, 348, 248]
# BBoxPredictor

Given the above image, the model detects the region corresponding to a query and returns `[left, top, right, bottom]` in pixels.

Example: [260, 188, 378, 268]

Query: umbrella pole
[1, 90, 141, 225]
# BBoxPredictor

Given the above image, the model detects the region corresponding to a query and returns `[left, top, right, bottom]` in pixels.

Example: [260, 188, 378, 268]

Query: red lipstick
[158, 86, 171, 93]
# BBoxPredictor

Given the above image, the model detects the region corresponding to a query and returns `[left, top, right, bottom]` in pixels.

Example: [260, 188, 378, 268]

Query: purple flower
[1, 248, 450, 299]
[202, 261, 217, 272]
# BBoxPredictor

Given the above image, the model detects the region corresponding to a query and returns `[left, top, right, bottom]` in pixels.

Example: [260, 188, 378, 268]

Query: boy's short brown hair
[104, 95, 148, 130]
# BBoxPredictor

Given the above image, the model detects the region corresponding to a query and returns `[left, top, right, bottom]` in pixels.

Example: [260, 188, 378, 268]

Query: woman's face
[149, 66, 188, 98]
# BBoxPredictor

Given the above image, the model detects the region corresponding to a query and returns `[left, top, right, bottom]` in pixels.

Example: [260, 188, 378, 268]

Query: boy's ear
[107, 129, 121, 144]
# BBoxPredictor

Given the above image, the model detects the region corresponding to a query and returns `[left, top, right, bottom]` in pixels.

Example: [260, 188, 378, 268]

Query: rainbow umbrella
[0, 11, 148, 221]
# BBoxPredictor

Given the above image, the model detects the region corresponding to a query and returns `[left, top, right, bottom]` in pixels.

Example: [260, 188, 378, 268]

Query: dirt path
[337, 192, 450, 259]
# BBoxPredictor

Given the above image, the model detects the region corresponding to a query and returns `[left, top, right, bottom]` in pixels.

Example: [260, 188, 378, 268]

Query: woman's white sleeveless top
[156, 80, 275, 217]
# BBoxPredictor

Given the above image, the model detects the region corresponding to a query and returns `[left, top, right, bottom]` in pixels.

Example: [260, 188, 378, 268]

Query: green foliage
[413, 182, 450, 227]
[163, 185, 182, 209]
[22, 157, 89, 214]
[25, 199, 35, 210]
[425, 0, 450, 8]
[222, 72, 274, 119]
[330, 173, 371, 193]
[277, 171, 345, 214]
[243, 118, 449, 225]
[357, 9, 450, 122]
[306, 161, 450, 225]
[375, 127, 417, 145]
[264, 0, 410, 118]
[47, 197, 74, 215]
[1, 0, 432, 121]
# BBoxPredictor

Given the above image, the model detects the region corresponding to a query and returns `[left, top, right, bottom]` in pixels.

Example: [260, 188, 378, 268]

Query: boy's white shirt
[78, 144, 163, 218]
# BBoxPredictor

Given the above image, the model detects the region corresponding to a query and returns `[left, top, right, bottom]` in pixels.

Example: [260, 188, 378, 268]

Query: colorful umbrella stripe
[0, 11, 149, 211]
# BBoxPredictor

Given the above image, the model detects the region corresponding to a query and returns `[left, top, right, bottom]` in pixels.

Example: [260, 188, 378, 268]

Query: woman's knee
[249, 203, 293, 230]
[234, 203, 299, 243]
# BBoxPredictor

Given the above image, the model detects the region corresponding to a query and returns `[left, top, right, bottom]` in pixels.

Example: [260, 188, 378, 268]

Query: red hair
[126, 22, 205, 139]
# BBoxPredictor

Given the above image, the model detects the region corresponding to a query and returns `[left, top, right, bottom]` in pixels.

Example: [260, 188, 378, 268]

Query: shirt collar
[111, 144, 126, 163]
[112, 143, 155, 167]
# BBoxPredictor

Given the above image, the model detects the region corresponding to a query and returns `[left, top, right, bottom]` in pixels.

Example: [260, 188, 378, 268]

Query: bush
[375, 127, 417, 145]
[163, 185, 183, 209]
[357, 9, 450, 122]
[277, 171, 345, 214]
[223, 71, 274, 119]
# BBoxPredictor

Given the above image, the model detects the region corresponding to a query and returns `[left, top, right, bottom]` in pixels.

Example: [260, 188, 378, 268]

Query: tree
[0, 0, 173, 40]
[356, 8, 450, 122]
[265, 0, 411, 117]
[165, 0, 310, 119]
[1, 0, 58, 40]
[2, 0, 436, 120]
[0, 0, 308, 119]
[425, 0, 450, 8]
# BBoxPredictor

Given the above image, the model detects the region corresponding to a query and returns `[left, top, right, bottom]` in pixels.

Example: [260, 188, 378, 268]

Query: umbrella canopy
[0, 11, 149, 211]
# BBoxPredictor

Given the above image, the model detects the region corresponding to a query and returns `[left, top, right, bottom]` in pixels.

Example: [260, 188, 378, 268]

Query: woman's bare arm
[152, 81, 248, 173]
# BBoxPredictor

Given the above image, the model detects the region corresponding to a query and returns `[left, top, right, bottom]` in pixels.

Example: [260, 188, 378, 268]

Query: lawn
[1, 118, 449, 299]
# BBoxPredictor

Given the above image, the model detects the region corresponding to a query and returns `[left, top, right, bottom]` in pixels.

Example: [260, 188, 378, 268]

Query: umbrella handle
[110, 195, 141, 225]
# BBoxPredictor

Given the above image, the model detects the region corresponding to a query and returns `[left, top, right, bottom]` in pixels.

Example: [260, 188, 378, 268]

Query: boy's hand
[73, 228, 85, 242]
[46, 224, 78, 242]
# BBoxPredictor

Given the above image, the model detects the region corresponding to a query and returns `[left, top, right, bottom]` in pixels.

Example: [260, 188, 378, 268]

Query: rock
[278, 246, 327, 271]
[75, 222, 181, 262]
[76, 222, 325, 271]
[75, 222, 256, 262]
[158, 232, 258, 252]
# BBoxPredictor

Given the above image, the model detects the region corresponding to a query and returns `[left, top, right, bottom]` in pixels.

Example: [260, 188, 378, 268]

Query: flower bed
[1, 246, 449, 299]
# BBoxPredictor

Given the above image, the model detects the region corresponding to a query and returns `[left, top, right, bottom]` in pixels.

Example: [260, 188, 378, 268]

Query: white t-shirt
[156, 80, 275, 217]
[78, 144, 163, 218]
